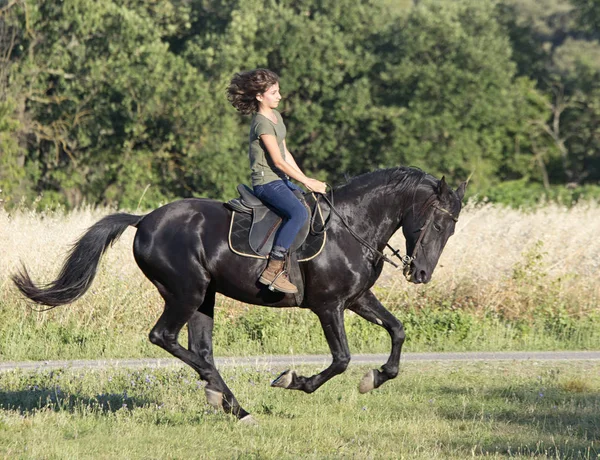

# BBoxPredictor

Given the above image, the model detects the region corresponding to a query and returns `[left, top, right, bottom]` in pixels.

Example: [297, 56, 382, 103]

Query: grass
[0, 201, 599, 361]
[3, 304, 600, 362]
[0, 361, 598, 458]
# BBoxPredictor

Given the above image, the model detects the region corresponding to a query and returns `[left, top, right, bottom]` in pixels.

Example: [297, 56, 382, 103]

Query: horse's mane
[336, 166, 436, 191]
[335, 167, 439, 216]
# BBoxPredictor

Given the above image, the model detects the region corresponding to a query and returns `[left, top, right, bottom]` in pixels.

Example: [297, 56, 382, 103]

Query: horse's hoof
[205, 388, 223, 408]
[239, 414, 258, 426]
[358, 369, 376, 394]
[271, 370, 294, 388]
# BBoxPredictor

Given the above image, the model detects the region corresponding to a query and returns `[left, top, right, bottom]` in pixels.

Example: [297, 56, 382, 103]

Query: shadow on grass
[0, 387, 154, 415]
[436, 384, 600, 457]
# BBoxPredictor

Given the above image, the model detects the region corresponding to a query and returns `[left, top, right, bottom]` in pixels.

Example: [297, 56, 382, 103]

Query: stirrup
[268, 270, 287, 292]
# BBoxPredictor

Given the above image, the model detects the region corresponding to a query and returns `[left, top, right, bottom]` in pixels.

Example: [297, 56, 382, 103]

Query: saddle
[226, 184, 329, 262]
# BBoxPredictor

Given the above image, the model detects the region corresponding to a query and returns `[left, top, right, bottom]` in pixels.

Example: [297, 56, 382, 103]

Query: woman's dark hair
[227, 69, 280, 115]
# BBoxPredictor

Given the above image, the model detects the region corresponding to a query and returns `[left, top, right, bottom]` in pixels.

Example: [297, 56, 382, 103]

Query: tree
[2, 0, 219, 208]
[2, 0, 596, 209]
[368, 0, 545, 191]
[497, 0, 600, 185]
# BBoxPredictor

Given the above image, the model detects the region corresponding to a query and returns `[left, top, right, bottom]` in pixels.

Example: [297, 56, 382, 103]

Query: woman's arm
[282, 140, 303, 175]
[261, 135, 326, 193]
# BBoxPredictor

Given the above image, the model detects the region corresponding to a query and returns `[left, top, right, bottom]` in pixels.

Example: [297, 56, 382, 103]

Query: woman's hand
[303, 178, 327, 194]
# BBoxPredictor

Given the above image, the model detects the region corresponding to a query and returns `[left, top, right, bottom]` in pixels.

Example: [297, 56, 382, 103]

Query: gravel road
[1, 351, 599, 372]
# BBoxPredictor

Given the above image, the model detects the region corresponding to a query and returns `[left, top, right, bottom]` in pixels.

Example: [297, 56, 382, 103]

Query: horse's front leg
[348, 290, 405, 393]
[271, 305, 350, 393]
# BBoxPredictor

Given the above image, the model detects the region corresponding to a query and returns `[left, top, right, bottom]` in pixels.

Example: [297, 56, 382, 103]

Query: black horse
[13, 166, 466, 423]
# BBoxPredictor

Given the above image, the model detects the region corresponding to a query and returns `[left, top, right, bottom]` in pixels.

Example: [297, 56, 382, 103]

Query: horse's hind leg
[187, 287, 217, 367]
[186, 288, 250, 419]
[149, 287, 251, 421]
[348, 290, 405, 393]
[271, 304, 351, 393]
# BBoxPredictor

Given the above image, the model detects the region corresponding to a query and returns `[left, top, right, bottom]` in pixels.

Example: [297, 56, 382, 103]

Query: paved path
[1, 351, 599, 372]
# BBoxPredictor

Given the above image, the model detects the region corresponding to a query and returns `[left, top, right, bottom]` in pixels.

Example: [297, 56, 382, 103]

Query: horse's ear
[437, 176, 450, 198]
[456, 181, 467, 202]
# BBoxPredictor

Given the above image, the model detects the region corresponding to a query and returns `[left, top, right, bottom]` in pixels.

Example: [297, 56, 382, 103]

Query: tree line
[0, 0, 599, 209]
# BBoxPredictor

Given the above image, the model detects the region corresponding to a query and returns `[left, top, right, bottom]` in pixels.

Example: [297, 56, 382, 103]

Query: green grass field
[2, 300, 600, 362]
[0, 361, 598, 459]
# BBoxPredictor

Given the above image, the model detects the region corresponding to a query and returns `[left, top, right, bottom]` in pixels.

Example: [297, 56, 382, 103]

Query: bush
[478, 180, 600, 207]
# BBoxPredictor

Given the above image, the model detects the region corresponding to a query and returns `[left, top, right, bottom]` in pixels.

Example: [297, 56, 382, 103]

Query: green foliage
[479, 180, 600, 207]
[369, 0, 545, 192]
[3, 296, 599, 361]
[1, 0, 598, 209]
[571, 0, 600, 36]
[511, 240, 547, 285]
[497, 0, 600, 187]
[0, 98, 26, 206]
[401, 307, 475, 346]
[4, 0, 214, 208]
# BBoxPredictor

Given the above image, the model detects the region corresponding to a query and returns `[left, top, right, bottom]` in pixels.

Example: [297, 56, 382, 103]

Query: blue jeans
[253, 179, 308, 252]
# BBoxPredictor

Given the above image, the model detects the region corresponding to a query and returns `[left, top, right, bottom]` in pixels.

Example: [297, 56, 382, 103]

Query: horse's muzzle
[403, 264, 430, 284]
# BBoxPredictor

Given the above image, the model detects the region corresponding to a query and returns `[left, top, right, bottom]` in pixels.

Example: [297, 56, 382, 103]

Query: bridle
[406, 203, 458, 263]
[314, 188, 458, 270]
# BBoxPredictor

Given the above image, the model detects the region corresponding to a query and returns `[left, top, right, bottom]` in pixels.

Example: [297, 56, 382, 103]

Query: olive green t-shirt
[249, 110, 288, 186]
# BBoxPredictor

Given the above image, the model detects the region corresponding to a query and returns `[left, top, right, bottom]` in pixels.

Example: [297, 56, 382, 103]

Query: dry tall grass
[1, 201, 599, 326]
[0, 206, 161, 333]
[380, 201, 600, 319]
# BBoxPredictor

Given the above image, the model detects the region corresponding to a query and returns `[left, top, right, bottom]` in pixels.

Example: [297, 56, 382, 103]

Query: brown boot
[259, 259, 298, 294]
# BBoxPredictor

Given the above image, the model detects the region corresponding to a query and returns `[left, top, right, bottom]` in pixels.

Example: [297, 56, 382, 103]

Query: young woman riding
[227, 69, 327, 294]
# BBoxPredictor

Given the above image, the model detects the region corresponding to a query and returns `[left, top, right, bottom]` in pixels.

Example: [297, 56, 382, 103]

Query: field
[1, 201, 599, 360]
[0, 202, 599, 458]
[0, 361, 598, 458]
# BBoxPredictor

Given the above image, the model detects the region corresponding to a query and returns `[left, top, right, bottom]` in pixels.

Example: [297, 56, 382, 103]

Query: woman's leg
[253, 180, 308, 293]
[253, 180, 309, 253]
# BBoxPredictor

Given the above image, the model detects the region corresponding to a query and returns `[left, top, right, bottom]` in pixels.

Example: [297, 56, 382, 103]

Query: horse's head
[401, 177, 467, 284]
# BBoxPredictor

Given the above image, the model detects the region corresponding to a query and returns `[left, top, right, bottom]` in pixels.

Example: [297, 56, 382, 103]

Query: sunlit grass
[0, 361, 598, 458]
[379, 200, 600, 320]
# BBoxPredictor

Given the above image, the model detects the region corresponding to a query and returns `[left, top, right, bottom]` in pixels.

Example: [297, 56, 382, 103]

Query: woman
[227, 69, 327, 294]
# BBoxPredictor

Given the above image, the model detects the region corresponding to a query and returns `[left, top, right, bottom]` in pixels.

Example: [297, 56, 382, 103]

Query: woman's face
[257, 82, 281, 109]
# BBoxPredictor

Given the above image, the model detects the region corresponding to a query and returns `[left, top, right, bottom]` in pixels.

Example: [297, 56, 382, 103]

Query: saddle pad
[228, 210, 327, 262]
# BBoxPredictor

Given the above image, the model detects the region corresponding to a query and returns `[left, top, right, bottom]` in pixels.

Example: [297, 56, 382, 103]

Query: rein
[313, 188, 457, 270]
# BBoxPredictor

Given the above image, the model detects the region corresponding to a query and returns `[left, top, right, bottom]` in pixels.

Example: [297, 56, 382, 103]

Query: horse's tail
[12, 213, 144, 308]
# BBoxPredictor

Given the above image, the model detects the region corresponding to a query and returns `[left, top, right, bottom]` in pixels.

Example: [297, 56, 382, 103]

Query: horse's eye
[433, 223, 441, 232]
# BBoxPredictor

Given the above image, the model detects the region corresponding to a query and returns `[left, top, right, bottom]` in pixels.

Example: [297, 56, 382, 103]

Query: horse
[12, 166, 466, 423]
